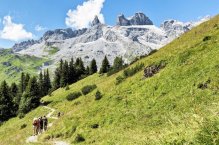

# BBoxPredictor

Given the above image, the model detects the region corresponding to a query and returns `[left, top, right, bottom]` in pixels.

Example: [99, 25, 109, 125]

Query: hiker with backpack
[42, 116, 48, 131]
[39, 117, 44, 133]
[32, 118, 38, 136]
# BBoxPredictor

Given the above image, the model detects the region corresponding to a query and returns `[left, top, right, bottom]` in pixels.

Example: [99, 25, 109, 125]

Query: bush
[203, 36, 211, 41]
[91, 124, 99, 129]
[66, 92, 82, 101]
[95, 91, 102, 100]
[116, 76, 125, 85]
[20, 124, 27, 129]
[81, 85, 97, 95]
[65, 84, 70, 90]
[123, 63, 144, 78]
[18, 113, 25, 119]
[74, 134, 85, 143]
[48, 88, 54, 96]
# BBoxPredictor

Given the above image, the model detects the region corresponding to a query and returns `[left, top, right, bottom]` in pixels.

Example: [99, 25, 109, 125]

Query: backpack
[33, 120, 37, 126]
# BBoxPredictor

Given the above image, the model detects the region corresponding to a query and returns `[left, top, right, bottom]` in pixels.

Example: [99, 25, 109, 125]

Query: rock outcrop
[91, 16, 101, 26]
[117, 13, 153, 26]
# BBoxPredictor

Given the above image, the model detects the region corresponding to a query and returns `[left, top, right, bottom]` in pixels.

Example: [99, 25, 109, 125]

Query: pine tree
[20, 72, 25, 93]
[24, 73, 30, 91]
[89, 59, 97, 75]
[86, 66, 90, 75]
[10, 82, 19, 116]
[60, 60, 69, 87]
[99, 56, 110, 74]
[69, 58, 76, 84]
[26, 76, 40, 109]
[75, 58, 85, 79]
[53, 67, 61, 89]
[0, 81, 14, 121]
[38, 71, 44, 97]
[112, 56, 124, 71]
[44, 69, 51, 95]
[53, 59, 63, 89]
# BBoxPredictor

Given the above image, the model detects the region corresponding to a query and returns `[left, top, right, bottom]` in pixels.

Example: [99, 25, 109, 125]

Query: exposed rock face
[42, 28, 87, 41]
[13, 40, 40, 52]
[144, 61, 166, 78]
[91, 16, 101, 26]
[117, 14, 130, 26]
[160, 20, 191, 40]
[117, 13, 153, 26]
[130, 13, 153, 25]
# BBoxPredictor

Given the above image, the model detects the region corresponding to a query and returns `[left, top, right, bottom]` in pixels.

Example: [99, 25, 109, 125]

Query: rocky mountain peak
[117, 13, 153, 26]
[130, 13, 153, 25]
[117, 14, 130, 26]
[91, 15, 101, 26]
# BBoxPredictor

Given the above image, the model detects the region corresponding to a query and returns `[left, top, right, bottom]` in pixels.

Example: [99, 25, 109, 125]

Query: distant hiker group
[32, 116, 48, 136]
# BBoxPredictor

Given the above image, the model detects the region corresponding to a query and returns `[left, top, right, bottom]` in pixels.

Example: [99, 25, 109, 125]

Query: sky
[0, 0, 218, 48]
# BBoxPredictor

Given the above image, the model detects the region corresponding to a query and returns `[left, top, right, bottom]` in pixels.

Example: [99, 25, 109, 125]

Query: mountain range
[12, 13, 210, 69]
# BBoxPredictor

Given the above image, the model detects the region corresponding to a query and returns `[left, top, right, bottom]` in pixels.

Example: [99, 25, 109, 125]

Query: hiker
[58, 112, 61, 118]
[39, 117, 44, 134]
[42, 116, 48, 131]
[37, 117, 41, 134]
[32, 118, 38, 136]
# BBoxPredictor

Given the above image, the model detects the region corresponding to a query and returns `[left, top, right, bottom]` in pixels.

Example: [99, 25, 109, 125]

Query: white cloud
[0, 16, 33, 41]
[35, 25, 46, 32]
[65, 0, 105, 29]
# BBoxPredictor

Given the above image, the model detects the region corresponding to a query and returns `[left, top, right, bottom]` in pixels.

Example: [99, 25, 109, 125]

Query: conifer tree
[44, 69, 51, 94]
[112, 56, 124, 71]
[26, 76, 40, 109]
[20, 72, 26, 93]
[75, 58, 85, 79]
[53, 59, 63, 89]
[99, 56, 110, 74]
[38, 71, 44, 97]
[0, 81, 14, 121]
[53, 67, 61, 89]
[24, 73, 30, 91]
[86, 66, 90, 75]
[69, 58, 76, 84]
[89, 59, 97, 75]
[10, 82, 19, 115]
[60, 60, 69, 87]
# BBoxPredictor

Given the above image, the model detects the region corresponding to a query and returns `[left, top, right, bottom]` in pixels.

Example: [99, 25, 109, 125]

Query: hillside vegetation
[0, 49, 47, 83]
[0, 15, 219, 145]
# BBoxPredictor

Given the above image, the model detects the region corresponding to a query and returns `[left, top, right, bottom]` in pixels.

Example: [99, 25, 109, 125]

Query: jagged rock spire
[117, 12, 153, 26]
[91, 15, 101, 26]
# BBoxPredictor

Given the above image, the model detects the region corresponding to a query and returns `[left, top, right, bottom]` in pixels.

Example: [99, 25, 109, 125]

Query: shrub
[48, 88, 54, 96]
[18, 113, 25, 119]
[74, 134, 85, 143]
[66, 92, 82, 101]
[20, 124, 27, 129]
[81, 85, 97, 95]
[65, 84, 70, 90]
[91, 124, 99, 129]
[115, 76, 125, 85]
[95, 90, 102, 100]
[203, 36, 211, 41]
[123, 63, 144, 78]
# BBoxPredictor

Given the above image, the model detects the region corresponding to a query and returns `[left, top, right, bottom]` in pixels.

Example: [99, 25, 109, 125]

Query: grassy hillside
[0, 49, 48, 83]
[0, 15, 219, 145]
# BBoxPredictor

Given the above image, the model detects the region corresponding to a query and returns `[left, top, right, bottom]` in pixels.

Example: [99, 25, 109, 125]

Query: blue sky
[0, 0, 218, 48]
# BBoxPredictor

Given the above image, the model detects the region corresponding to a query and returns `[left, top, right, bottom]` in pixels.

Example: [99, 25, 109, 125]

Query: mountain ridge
[12, 13, 210, 70]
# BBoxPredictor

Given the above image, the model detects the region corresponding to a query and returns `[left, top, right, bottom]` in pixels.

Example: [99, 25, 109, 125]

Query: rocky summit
[117, 13, 153, 26]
